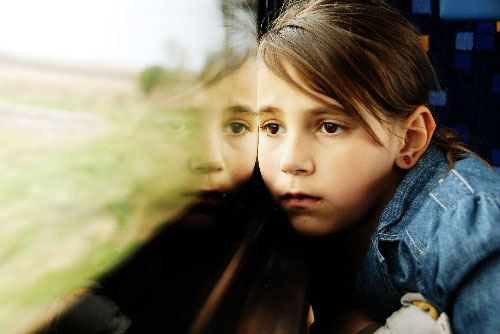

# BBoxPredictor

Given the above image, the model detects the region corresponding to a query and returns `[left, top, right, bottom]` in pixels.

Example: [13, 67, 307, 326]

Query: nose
[279, 133, 314, 175]
[188, 132, 225, 174]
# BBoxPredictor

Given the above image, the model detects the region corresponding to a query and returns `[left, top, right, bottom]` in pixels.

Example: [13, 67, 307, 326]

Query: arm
[427, 192, 500, 333]
[450, 254, 500, 333]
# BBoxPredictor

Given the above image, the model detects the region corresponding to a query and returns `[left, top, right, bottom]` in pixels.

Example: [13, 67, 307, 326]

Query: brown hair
[259, 0, 479, 168]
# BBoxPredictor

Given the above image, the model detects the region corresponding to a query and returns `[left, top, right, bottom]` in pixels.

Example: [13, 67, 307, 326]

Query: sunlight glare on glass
[0, 0, 225, 71]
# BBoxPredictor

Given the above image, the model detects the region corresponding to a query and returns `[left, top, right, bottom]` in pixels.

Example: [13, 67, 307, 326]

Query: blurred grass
[0, 68, 197, 333]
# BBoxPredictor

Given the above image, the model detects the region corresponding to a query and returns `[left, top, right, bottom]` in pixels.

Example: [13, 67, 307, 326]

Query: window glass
[0, 1, 257, 332]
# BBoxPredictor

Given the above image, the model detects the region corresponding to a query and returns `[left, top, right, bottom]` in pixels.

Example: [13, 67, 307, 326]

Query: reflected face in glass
[168, 59, 257, 222]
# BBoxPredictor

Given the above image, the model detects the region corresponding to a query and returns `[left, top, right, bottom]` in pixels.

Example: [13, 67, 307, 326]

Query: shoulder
[417, 155, 500, 311]
[431, 154, 500, 208]
[369, 150, 500, 315]
[423, 155, 500, 251]
[382, 153, 500, 260]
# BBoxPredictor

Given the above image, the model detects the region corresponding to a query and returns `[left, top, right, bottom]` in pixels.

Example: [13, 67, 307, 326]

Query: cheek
[257, 142, 281, 187]
[228, 166, 254, 187]
[225, 137, 257, 184]
[323, 145, 396, 206]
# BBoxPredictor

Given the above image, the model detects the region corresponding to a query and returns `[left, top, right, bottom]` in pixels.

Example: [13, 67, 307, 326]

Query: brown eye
[267, 124, 279, 134]
[231, 123, 245, 133]
[224, 122, 248, 135]
[320, 122, 344, 135]
[261, 123, 284, 136]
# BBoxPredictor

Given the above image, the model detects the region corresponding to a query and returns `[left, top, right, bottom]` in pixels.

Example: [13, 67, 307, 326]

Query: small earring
[403, 155, 411, 165]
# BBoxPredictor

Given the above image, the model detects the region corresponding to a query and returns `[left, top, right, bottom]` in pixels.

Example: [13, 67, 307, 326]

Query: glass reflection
[168, 57, 257, 227]
[0, 0, 258, 333]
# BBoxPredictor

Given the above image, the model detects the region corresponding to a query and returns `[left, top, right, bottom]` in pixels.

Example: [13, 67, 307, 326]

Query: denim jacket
[355, 146, 500, 334]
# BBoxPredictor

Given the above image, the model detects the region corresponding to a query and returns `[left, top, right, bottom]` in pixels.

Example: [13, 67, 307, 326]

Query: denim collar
[376, 145, 449, 233]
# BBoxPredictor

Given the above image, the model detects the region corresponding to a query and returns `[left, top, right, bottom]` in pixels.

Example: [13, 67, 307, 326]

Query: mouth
[184, 190, 228, 206]
[280, 193, 323, 208]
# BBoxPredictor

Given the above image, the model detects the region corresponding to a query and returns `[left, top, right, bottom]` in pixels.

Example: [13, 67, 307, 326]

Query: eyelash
[259, 121, 285, 136]
[223, 121, 250, 136]
[259, 120, 345, 137]
[318, 121, 345, 136]
[162, 117, 251, 138]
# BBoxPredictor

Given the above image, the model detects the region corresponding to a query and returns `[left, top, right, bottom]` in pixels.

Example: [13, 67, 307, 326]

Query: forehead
[257, 62, 343, 113]
[175, 60, 257, 114]
[256, 62, 396, 138]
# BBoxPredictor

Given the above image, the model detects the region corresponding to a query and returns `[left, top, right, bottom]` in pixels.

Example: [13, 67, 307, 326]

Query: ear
[395, 106, 436, 169]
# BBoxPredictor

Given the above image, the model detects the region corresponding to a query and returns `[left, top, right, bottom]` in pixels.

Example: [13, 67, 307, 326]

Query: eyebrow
[257, 105, 347, 116]
[225, 105, 255, 115]
[306, 106, 347, 116]
[257, 106, 281, 115]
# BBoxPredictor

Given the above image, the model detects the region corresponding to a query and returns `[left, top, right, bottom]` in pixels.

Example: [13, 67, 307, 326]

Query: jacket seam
[451, 169, 475, 194]
[429, 192, 448, 210]
[371, 237, 402, 300]
[376, 232, 403, 237]
[405, 228, 425, 256]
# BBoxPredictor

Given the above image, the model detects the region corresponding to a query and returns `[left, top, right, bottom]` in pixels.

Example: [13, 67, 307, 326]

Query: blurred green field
[0, 64, 195, 333]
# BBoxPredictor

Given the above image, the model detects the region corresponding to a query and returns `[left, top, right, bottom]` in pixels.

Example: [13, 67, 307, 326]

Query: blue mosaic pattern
[412, 0, 431, 14]
[492, 148, 500, 165]
[454, 53, 472, 69]
[450, 125, 471, 144]
[429, 90, 447, 106]
[388, 0, 500, 166]
[475, 33, 494, 50]
[493, 74, 500, 93]
[440, 0, 500, 20]
[455, 32, 474, 50]
[477, 21, 497, 32]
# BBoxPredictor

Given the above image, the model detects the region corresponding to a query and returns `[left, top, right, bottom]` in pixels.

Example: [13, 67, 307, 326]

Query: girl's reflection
[170, 57, 258, 227]
[38, 46, 259, 334]
[36, 1, 260, 333]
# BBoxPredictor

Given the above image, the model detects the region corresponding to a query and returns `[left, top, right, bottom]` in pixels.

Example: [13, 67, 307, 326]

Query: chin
[289, 215, 338, 237]
[176, 199, 229, 229]
[178, 210, 219, 229]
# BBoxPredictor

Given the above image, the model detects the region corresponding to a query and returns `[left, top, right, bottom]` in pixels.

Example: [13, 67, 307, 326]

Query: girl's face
[257, 63, 404, 236]
[171, 60, 257, 223]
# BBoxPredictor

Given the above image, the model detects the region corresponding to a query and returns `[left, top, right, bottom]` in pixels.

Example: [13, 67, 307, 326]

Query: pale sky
[0, 0, 226, 71]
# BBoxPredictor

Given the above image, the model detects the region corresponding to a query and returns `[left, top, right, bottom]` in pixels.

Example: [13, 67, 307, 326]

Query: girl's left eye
[224, 122, 249, 135]
[319, 122, 344, 135]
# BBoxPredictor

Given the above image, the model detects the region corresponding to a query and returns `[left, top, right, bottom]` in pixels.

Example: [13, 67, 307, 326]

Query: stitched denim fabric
[355, 146, 500, 334]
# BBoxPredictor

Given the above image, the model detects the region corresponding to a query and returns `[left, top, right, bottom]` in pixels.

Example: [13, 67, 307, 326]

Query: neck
[341, 208, 382, 280]
[343, 167, 406, 279]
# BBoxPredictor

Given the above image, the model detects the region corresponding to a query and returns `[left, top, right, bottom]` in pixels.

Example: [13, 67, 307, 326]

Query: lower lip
[192, 196, 224, 205]
[281, 197, 323, 208]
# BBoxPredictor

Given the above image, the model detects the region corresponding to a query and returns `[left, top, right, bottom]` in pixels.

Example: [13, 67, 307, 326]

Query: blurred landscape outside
[0, 0, 233, 332]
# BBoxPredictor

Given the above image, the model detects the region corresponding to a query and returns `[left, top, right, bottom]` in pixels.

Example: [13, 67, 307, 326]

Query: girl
[256, 0, 500, 333]
[162, 54, 258, 227]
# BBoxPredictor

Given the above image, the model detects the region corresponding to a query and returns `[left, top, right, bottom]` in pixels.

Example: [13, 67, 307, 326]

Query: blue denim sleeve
[451, 253, 500, 333]
[423, 192, 500, 334]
